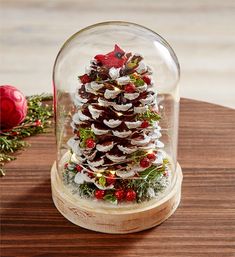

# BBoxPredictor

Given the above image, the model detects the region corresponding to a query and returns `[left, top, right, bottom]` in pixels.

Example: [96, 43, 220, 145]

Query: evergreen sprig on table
[0, 94, 53, 176]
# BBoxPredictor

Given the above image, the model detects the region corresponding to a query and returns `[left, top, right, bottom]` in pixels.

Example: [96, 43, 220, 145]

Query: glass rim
[52, 21, 180, 83]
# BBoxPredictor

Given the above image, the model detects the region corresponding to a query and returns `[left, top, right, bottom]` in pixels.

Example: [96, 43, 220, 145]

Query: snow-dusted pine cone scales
[65, 45, 169, 203]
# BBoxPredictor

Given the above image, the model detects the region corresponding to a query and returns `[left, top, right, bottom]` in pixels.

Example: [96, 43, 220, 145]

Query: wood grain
[1, 98, 235, 257]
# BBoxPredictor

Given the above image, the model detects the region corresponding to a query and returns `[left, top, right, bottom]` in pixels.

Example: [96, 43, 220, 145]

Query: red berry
[164, 171, 169, 177]
[87, 170, 94, 178]
[11, 131, 18, 136]
[124, 83, 136, 93]
[140, 157, 150, 168]
[106, 174, 116, 185]
[142, 75, 151, 85]
[141, 120, 149, 128]
[76, 165, 83, 172]
[86, 138, 95, 148]
[115, 189, 125, 201]
[147, 153, 156, 162]
[35, 119, 42, 127]
[79, 74, 91, 84]
[95, 190, 105, 200]
[125, 189, 136, 201]
[64, 163, 68, 169]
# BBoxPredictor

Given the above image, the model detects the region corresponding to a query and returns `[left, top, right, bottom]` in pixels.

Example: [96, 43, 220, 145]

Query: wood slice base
[51, 162, 183, 234]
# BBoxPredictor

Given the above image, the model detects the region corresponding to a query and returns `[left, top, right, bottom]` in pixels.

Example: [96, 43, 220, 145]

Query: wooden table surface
[1, 98, 235, 257]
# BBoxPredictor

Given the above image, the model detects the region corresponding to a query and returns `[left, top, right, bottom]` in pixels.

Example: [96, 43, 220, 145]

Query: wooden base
[51, 162, 183, 234]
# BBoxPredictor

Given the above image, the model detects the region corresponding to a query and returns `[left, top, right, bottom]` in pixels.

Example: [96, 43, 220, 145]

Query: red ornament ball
[140, 157, 150, 168]
[86, 138, 96, 148]
[0, 85, 27, 129]
[125, 189, 136, 201]
[95, 189, 105, 200]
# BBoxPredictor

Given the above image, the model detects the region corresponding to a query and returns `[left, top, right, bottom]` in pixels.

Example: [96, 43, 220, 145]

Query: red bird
[95, 44, 127, 68]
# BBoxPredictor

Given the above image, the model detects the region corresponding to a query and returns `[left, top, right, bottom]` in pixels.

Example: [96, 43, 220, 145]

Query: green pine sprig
[129, 74, 145, 87]
[139, 165, 165, 180]
[137, 109, 161, 123]
[130, 150, 146, 163]
[103, 194, 118, 205]
[79, 128, 96, 147]
[79, 183, 96, 198]
[126, 160, 169, 203]
[0, 93, 53, 176]
[0, 137, 29, 154]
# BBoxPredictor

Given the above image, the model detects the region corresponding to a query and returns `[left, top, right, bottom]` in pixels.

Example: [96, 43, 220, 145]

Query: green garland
[0, 94, 53, 176]
[63, 160, 169, 204]
[63, 166, 168, 204]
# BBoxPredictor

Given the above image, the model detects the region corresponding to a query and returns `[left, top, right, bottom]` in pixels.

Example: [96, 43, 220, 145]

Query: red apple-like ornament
[0, 85, 27, 129]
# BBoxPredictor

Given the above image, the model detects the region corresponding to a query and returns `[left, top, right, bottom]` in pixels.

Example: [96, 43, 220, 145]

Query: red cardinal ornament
[0, 85, 27, 129]
[95, 44, 127, 68]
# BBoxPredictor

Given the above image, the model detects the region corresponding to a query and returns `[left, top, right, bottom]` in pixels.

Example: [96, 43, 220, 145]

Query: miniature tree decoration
[63, 44, 170, 204]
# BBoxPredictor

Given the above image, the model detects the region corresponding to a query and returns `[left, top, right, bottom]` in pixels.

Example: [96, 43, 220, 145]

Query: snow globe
[51, 21, 182, 233]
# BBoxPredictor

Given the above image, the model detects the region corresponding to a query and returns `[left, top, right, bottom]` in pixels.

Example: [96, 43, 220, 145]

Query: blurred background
[1, 0, 235, 108]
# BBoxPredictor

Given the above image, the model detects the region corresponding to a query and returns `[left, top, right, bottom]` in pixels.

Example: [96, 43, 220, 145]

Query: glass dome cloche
[51, 21, 182, 234]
